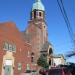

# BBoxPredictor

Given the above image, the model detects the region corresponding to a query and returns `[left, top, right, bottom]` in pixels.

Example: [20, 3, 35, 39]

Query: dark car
[48, 67, 71, 75]
[39, 68, 48, 75]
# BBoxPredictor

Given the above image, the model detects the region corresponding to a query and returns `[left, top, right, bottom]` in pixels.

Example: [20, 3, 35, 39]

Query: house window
[18, 63, 22, 71]
[26, 64, 30, 70]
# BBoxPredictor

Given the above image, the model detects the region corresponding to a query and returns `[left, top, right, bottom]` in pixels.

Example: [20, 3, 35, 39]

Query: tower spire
[31, 0, 45, 20]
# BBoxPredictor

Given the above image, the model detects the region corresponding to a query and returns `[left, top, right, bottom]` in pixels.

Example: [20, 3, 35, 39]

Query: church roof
[32, 0, 45, 11]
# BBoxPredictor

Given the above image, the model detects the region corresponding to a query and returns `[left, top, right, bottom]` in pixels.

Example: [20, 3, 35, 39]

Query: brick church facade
[0, 22, 32, 75]
[23, 0, 52, 64]
[0, 0, 53, 75]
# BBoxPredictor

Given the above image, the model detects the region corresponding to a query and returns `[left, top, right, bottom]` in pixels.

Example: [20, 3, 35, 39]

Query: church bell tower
[25, 0, 48, 64]
[31, 0, 45, 20]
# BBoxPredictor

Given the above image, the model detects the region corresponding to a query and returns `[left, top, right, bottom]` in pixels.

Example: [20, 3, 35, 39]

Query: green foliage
[37, 55, 49, 68]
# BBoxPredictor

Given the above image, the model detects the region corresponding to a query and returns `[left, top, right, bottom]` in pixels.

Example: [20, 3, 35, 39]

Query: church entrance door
[4, 59, 12, 75]
[4, 65, 11, 75]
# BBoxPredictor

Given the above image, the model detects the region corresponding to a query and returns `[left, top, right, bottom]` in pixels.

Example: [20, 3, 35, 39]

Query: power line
[56, 0, 75, 57]
[60, 0, 74, 43]
[57, 0, 75, 46]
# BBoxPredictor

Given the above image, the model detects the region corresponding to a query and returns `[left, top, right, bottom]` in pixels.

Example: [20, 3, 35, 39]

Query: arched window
[39, 12, 41, 17]
[49, 59, 51, 65]
[18, 63, 22, 71]
[49, 48, 53, 54]
[31, 52, 35, 62]
[34, 10, 36, 19]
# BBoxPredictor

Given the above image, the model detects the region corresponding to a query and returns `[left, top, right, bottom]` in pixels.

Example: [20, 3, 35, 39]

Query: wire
[60, 0, 74, 41]
[57, 0, 75, 46]
[57, 0, 75, 57]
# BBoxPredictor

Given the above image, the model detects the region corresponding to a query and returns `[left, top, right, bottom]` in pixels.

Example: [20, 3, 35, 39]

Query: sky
[0, 0, 75, 63]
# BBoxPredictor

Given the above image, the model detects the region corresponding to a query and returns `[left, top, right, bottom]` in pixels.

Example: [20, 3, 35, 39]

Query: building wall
[0, 22, 32, 75]
[52, 55, 65, 67]
[25, 20, 48, 63]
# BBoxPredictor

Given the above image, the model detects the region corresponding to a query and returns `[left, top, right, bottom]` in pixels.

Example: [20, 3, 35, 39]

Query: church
[0, 0, 53, 75]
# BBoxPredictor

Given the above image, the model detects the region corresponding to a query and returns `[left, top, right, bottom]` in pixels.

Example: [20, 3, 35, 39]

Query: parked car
[39, 68, 48, 75]
[48, 67, 71, 75]
[39, 67, 72, 75]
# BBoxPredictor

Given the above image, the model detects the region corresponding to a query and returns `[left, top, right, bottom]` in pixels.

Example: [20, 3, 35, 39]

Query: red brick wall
[26, 20, 48, 63]
[0, 22, 32, 75]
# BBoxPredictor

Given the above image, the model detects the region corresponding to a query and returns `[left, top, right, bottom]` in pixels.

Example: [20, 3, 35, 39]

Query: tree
[37, 55, 49, 68]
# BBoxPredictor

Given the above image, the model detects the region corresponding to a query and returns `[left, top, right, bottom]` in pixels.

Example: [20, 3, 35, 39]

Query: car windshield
[48, 69, 62, 75]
